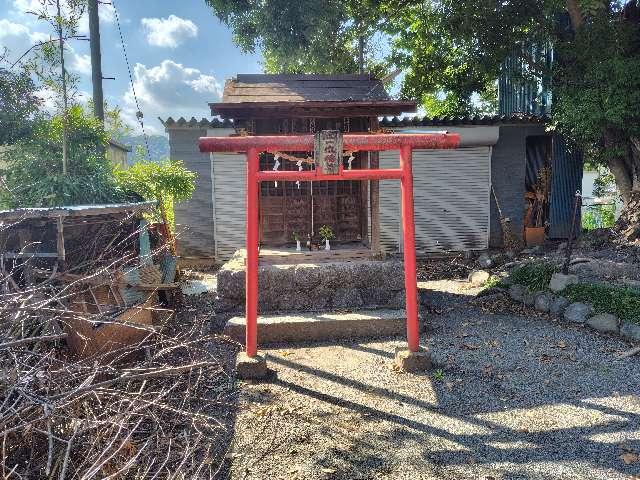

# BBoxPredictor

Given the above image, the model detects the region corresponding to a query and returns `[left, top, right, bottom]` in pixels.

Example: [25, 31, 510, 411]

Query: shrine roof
[209, 74, 416, 119]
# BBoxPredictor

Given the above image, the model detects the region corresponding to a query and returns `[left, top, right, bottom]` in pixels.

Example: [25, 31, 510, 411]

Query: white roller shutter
[379, 147, 491, 254]
[212, 152, 246, 259]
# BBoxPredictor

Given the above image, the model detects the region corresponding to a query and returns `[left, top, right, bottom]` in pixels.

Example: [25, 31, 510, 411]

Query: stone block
[477, 252, 493, 268]
[534, 292, 554, 313]
[216, 251, 405, 313]
[394, 347, 432, 373]
[225, 309, 409, 344]
[468, 270, 490, 286]
[563, 302, 593, 323]
[235, 353, 269, 380]
[523, 290, 537, 307]
[549, 273, 579, 293]
[509, 284, 526, 302]
[550, 296, 570, 316]
[586, 313, 620, 334]
[620, 321, 640, 342]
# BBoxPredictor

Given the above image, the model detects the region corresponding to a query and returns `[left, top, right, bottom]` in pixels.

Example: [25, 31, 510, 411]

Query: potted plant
[318, 225, 335, 251]
[292, 231, 302, 251]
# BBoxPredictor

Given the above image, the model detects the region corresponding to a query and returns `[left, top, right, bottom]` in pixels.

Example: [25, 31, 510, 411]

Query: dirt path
[226, 306, 640, 479]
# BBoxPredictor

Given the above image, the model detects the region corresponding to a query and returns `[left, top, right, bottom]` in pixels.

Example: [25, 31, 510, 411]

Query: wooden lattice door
[259, 152, 364, 246]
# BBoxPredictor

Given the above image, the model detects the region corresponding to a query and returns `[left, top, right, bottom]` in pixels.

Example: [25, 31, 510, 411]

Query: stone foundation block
[394, 346, 432, 373]
[235, 352, 269, 380]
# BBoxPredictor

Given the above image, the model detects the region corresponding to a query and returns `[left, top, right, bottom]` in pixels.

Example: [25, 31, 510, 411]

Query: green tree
[207, 0, 640, 235]
[205, 0, 388, 75]
[0, 68, 42, 145]
[0, 106, 129, 208]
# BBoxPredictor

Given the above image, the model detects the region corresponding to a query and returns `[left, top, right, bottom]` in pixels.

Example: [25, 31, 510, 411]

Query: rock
[550, 296, 570, 316]
[620, 321, 640, 342]
[509, 284, 526, 302]
[477, 252, 493, 269]
[621, 279, 640, 290]
[563, 302, 593, 323]
[468, 270, 491, 286]
[523, 290, 537, 307]
[534, 292, 554, 313]
[568, 259, 640, 281]
[549, 273, 579, 293]
[586, 313, 620, 334]
[557, 242, 567, 253]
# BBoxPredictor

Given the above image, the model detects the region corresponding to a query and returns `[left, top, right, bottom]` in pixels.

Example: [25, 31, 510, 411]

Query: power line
[110, 0, 151, 161]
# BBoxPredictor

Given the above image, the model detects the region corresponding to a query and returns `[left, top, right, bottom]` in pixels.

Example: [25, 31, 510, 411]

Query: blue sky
[0, 0, 263, 134]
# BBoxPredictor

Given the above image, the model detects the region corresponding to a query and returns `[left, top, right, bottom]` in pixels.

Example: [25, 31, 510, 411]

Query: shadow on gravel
[263, 308, 640, 479]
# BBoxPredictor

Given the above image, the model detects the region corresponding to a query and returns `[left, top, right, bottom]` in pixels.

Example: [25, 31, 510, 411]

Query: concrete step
[224, 309, 413, 345]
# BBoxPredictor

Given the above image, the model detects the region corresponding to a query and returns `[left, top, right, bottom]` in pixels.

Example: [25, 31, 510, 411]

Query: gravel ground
[226, 302, 640, 479]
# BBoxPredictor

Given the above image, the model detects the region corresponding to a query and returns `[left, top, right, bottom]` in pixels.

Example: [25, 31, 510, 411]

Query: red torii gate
[199, 132, 460, 360]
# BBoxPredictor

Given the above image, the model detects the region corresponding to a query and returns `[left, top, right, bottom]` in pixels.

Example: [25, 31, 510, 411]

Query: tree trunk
[566, 0, 584, 30]
[613, 136, 640, 242]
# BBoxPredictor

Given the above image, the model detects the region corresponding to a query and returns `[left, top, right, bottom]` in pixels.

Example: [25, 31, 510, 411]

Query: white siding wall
[380, 147, 491, 254]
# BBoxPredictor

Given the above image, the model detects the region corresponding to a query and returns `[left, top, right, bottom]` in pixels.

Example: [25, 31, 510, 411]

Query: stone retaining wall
[216, 251, 405, 313]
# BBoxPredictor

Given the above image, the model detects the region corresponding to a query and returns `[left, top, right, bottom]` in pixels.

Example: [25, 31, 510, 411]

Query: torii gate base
[199, 132, 460, 378]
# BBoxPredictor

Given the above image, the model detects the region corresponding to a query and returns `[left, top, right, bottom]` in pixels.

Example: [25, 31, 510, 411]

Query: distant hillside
[119, 134, 169, 164]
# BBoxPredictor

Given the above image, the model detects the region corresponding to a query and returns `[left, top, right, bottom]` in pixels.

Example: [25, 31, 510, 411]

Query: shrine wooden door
[259, 152, 365, 246]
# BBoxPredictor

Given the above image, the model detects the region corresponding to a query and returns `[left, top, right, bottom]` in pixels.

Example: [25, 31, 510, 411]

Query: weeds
[509, 262, 559, 292]
[564, 282, 640, 324]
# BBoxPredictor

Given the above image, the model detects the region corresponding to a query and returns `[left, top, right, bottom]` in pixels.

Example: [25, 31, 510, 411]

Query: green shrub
[115, 159, 196, 234]
[582, 204, 616, 231]
[564, 283, 640, 324]
[510, 262, 559, 292]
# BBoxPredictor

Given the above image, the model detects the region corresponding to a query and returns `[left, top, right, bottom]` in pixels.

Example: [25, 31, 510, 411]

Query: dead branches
[0, 244, 234, 478]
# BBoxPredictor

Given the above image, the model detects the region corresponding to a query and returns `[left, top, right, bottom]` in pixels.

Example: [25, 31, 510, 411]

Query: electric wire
[109, 0, 151, 160]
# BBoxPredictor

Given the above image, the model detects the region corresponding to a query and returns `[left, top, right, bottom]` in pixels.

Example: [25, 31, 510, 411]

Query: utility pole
[88, 0, 104, 121]
[56, 0, 69, 175]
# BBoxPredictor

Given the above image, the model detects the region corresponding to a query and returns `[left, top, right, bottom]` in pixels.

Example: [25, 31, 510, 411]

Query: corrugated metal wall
[169, 128, 215, 257]
[380, 147, 491, 254]
[212, 151, 246, 259]
[548, 136, 583, 238]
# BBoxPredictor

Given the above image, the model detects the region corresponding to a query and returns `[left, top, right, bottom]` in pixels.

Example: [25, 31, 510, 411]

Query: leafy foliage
[582, 204, 617, 230]
[318, 225, 335, 240]
[205, 0, 388, 75]
[510, 262, 559, 292]
[0, 106, 129, 208]
[114, 160, 197, 231]
[564, 282, 640, 323]
[0, 68, 42, 145]
[552, 7, 640, 166]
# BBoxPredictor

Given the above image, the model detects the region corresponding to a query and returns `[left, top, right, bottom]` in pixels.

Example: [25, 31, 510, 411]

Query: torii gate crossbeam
[199, 133, 460, 358]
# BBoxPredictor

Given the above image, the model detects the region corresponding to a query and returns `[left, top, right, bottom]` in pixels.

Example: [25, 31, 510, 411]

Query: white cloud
[71, 53, 91, 76]
[34, 87, 91, 114]
[141, 15, 198, 48]
[11, 0, 115, 34]
[0, 18, 93, 77]
[0, 19, 49, 64]
[122, 60, 221, 134]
